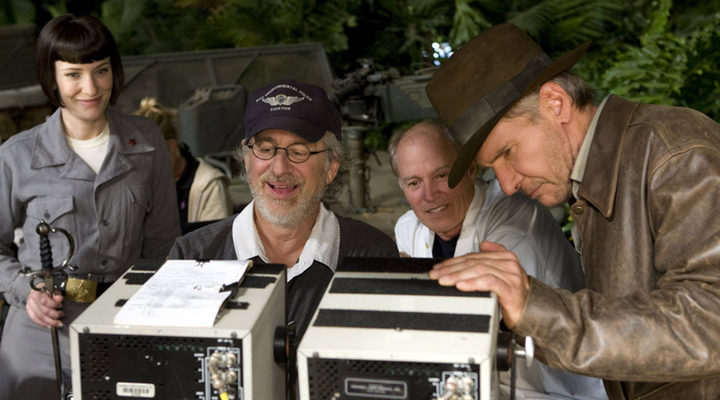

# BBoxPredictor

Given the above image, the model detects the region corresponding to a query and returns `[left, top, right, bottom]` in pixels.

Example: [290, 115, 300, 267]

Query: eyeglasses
[248, 139, 328, 163]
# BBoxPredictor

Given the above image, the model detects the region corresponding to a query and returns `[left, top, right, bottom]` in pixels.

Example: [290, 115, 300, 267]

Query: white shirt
[395, 179, 584, 290]
[231, 200, 340, 281]
[394, 178, 607, 400]
[395, 179, 488, 258]
[66, 123, 110, 174]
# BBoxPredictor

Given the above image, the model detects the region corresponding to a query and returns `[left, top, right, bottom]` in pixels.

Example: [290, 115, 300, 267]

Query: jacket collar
[97, 109, 154, 185]
[106, 108, 155, 154]
[30, 107, 155, 183]
[31, 108, 72, 169]
[578, 95, 640, 218]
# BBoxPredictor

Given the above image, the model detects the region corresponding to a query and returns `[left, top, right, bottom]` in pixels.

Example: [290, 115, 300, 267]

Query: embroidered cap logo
[257, 84, 312, 112]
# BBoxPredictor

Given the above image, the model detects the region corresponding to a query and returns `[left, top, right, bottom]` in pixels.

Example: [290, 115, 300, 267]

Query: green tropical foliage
[98, 0, 362, 66]
[0, 0, 34, 24]
[571, 0, 720, 121]
[101, 0, 217, 53]
[341, 0, 627, 74]
[448, 0, 625, 52]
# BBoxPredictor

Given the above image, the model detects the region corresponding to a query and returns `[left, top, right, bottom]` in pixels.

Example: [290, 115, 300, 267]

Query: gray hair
[321, 132, 347, 202]
[506, 71, 594, 122]
[388, 119, 459, 177]
[236, 131, 347, 203]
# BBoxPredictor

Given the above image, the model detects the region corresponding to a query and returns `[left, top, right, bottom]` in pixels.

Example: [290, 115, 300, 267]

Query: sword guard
[36, 220, 75, 269]
[25, 220, 78, 294]
[27, 267, 75, 295]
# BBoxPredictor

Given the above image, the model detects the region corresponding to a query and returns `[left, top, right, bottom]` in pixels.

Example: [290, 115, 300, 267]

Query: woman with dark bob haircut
[0, 14, 180, 399]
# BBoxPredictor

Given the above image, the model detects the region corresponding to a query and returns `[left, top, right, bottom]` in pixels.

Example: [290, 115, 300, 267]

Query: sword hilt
[37, 221, 53, 271]
[27, 220, 77, 295]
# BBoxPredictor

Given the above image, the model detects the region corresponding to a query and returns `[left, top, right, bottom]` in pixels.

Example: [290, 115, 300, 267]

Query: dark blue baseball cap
[244, 79, 342, 143]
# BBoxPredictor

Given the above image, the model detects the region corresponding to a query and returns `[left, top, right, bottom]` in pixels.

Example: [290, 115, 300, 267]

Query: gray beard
[250, 175, 328, 229]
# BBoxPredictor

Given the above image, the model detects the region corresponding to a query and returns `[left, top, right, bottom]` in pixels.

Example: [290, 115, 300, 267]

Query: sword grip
[37, 221, 54, 271]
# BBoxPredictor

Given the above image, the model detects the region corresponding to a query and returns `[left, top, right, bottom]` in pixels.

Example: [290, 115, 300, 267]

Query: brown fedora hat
[426, 23, 590, 188]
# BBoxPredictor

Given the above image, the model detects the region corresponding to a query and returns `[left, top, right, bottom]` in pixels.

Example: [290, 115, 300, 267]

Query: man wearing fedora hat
[390, 120, 606, 399]
[426, 24, 720, 399]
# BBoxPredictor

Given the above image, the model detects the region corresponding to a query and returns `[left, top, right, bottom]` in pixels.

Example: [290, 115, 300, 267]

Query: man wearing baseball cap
[168, 78, 397, 342]
[427, 24, 720, 399]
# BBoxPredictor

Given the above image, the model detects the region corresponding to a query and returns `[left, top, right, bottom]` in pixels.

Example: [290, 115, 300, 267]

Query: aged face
[396, 129, 475, 241]
[477, 114, 574, 207]
[54, 58, 113, 133]
[245, 129, 339, 228]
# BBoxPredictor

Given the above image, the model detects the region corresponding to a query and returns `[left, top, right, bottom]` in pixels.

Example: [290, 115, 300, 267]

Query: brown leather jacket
[514, 95, 720, 399]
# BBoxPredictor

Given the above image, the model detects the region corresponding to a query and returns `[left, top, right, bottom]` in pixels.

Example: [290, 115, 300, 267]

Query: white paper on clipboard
[113, 259, 250, 327]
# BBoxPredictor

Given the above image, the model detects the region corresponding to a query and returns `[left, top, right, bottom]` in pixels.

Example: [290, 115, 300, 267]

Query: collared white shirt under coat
[232, 200, 340, 281]
[395, 179, 582, 290]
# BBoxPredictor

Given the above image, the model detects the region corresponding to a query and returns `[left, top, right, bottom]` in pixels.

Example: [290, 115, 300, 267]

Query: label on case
[116, 382, 156, 398]
[345, 377, 407, 399]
